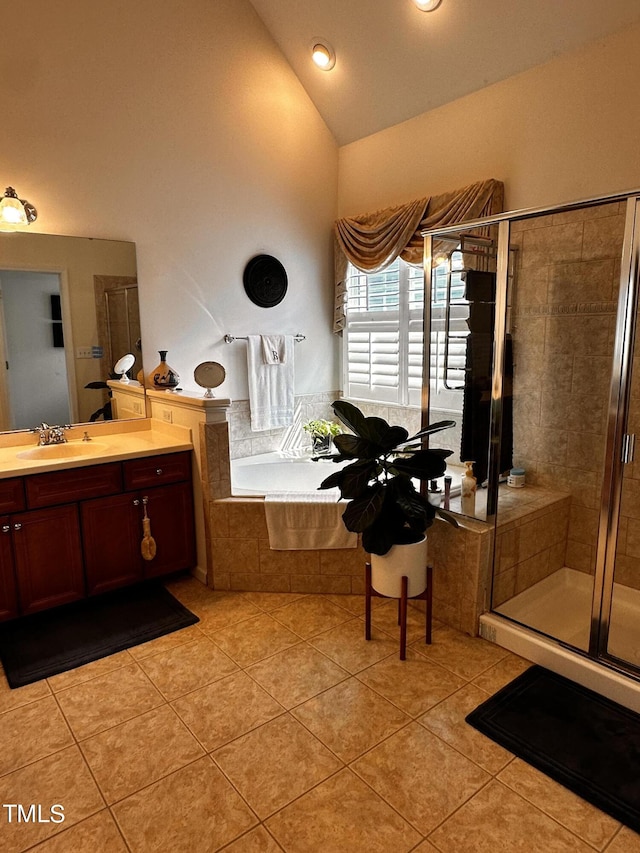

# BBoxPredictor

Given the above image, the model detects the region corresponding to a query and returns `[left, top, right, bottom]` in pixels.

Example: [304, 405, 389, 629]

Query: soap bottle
[428, 479, 442, 507]
[461, 461, 477, 516]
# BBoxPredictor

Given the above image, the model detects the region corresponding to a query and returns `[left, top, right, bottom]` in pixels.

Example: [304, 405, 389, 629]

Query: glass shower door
[603, 197, 640, 669]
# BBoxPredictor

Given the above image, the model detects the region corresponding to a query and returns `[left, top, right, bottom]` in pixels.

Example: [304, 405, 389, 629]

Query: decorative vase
[149, 350, 179, 389]
[370, 536, 428, 598]
[311, 434, 332, 455]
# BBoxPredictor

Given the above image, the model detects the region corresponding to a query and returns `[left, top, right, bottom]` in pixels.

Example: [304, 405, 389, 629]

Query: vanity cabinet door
[0, 516, 18, 621]
[12, 505, 84, 616]
[141, 482, 196, 579]
[81, 493, 144, 595]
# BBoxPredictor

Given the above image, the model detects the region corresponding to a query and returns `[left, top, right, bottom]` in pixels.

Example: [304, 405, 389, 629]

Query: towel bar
[224, 333, 305, 344]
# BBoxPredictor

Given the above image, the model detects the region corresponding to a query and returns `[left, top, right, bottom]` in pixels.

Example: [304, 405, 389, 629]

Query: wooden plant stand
[365, 561, 433, 661]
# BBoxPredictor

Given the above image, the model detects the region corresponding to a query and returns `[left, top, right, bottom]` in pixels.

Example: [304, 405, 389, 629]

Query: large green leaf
[333, 433, 381, 459]
[318, 469, 347, 490]
[406, 420, 457, 442]
[362, 522, 399, 556]
[338, 460, 377, 498]
[331, 400, 369, 437]
[341, 485, 385, 533]
[391, 449, 448, 480]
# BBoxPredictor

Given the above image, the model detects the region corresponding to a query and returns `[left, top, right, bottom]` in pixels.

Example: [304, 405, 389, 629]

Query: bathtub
[231, 451, 464, 499]
[231, 452, 347, 496]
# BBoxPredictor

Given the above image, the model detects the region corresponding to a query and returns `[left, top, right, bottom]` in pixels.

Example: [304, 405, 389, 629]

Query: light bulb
[311, 41, 335, 71]
[414, 0, 443, 10]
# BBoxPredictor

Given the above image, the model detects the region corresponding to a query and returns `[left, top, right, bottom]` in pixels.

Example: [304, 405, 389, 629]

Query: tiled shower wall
[508, 200, 626, 578]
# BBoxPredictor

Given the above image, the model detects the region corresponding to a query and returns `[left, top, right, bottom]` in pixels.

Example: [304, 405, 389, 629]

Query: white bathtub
[231, 451, 464, 499]
[231, 452, 346, 496]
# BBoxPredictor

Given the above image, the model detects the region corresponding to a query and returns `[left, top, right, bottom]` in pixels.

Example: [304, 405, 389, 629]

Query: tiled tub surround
[509, 201, 626, 579]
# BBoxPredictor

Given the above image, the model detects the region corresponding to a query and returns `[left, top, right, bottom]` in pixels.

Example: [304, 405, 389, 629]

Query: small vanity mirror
[0, 232, 141, 431]
[194, 361, 226, 398]
[114, 353, 136, 383]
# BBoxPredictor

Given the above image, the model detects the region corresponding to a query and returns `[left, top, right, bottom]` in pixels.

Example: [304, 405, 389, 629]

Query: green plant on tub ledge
[302, 418, 342, 455]
[317, 400, 459, 598]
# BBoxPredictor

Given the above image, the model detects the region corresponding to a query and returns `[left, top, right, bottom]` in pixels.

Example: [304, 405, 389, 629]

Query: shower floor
[495, 566, 640, 667]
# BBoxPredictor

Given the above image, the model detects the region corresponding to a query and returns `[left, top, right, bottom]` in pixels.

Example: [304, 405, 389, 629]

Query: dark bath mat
[0, 581, 198, 688]
[466, 664, 640, 833]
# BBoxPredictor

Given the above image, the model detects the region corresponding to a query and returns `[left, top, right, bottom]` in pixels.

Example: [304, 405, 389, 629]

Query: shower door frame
[422, 189, 640, 680]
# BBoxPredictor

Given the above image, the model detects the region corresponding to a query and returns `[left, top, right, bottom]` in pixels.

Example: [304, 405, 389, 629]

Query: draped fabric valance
[333, 178, 504, 333]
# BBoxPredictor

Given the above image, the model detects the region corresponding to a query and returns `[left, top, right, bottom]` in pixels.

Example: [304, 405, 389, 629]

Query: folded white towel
[264, 491, 358, 550]
[247, 335, 294, 431]
[261, 335, 286, 364]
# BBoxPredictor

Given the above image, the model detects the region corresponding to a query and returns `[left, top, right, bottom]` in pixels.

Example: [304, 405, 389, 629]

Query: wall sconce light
[414, 0, 443, 10]
[0, 187, 38, 229]
[311, 40, 336, 71]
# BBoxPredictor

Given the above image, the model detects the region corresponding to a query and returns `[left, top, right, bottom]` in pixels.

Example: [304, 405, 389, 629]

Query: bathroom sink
[16, 442, 108, 461]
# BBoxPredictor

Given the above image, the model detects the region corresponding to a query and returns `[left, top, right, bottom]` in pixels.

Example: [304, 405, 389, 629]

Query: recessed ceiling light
[311, 40, 336, 71]
[414, 0, 442, 10]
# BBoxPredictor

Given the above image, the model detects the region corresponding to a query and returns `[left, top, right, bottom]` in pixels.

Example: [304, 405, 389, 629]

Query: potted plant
[302, 418, 342, 455]
[318, 400, 458, 597]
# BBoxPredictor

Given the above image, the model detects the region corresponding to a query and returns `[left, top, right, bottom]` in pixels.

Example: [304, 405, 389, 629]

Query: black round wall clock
[243, 254, 288, 308]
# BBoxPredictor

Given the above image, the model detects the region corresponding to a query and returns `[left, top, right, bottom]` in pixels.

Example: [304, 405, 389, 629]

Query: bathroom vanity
[0, 423, 195, 620]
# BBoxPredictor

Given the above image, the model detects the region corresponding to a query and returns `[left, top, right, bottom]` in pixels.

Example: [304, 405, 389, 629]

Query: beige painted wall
[338, 23, 640, 217]
[1, 0, 339, 403]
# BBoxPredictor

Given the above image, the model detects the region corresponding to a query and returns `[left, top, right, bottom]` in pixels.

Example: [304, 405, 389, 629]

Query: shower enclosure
[424, 191, 640, 692]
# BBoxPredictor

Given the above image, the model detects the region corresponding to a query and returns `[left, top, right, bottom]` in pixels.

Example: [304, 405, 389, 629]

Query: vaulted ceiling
[248, 0, 640, 145]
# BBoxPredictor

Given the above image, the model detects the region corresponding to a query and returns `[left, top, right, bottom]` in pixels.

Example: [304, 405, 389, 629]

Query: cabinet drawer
[0, 478, 25, 514]
[26, 462, 123, 509]
[123, 451, 191, 490]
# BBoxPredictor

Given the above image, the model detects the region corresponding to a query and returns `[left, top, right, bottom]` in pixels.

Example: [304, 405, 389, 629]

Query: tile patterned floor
[0, 577, 638, 852]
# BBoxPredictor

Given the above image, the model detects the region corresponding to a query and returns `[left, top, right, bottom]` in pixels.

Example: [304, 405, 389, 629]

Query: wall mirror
[0, 232, 141, 432]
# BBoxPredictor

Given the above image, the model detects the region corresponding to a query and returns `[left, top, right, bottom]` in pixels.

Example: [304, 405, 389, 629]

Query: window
[343, 252, 468, 407]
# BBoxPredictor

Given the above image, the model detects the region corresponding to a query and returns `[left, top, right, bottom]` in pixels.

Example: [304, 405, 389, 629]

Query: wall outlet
[132, 400, 143, 415]
[161, 409, 172, 423]
[76, 347, 93, 359]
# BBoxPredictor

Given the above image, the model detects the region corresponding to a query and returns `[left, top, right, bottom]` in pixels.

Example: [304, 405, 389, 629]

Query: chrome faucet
[31, 423, 70, 445]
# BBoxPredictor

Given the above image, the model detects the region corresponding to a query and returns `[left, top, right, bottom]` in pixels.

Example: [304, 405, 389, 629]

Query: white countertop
[0, 419, 193, 479]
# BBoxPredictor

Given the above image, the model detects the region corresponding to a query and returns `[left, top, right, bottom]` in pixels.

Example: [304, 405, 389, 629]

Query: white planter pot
[370, 536, 428, 598]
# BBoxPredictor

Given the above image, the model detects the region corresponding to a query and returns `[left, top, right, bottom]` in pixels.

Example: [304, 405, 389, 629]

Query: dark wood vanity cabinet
[0, 451, 195, 620]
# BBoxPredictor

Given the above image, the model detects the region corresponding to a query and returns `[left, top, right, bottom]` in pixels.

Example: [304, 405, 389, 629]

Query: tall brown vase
[148, 350, 179, 389]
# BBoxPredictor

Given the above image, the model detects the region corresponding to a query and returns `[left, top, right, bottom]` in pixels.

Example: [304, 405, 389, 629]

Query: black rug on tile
[0, 581, 198, 688]
[466, 664, 640, 833]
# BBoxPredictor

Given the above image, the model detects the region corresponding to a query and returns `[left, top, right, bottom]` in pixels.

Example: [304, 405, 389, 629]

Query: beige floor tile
[28, 810, 128, 852]
[127, 623, 204, 660]
[266, 768, 421, 853]
[607, 826, 640, 852]
[429, 779, 595, 852]
[0, 671, 51, 714]
[270, 595, 352, 638]
[0, 746, 104, 853]
[212, 714, 342, 819]
[471, 653, 533, 693]
[221, 825, 283, 852]
[207, 613, 301, 666]
[352, 722, 489, 835]
[323, 593, 386, 615]
[173, 671, 284, 751]
[410, 842, 440, 853]
[412, 624, 509, 680]
[188, 592, 262, 632]
[308, 617, 398, 673]
[292, 678, 410, 762]
[112, 756, 257, 852]
[498, 758, 620, 849]
[239, 591, 307, 611]
[138, 636, 238, 700]
[164, 575, 212, 605]
[80, 705, 204, 804]
[246, 643, 348, 709]
[47, 650, 134, 693]
[419, 683, 513, 774]
[56, 662, 163, 740]
[368, 599, 431, 644]
[0, 696, 73, 776]
[357, 649, 465, 717]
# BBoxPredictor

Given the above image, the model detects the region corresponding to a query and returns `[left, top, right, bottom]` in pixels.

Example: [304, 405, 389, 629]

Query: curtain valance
[333, 178, 504, 333]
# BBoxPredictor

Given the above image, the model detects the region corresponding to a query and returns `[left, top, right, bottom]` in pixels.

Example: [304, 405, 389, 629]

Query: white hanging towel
[247, 334, 294, 431]
[264, 491, 358, 550]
